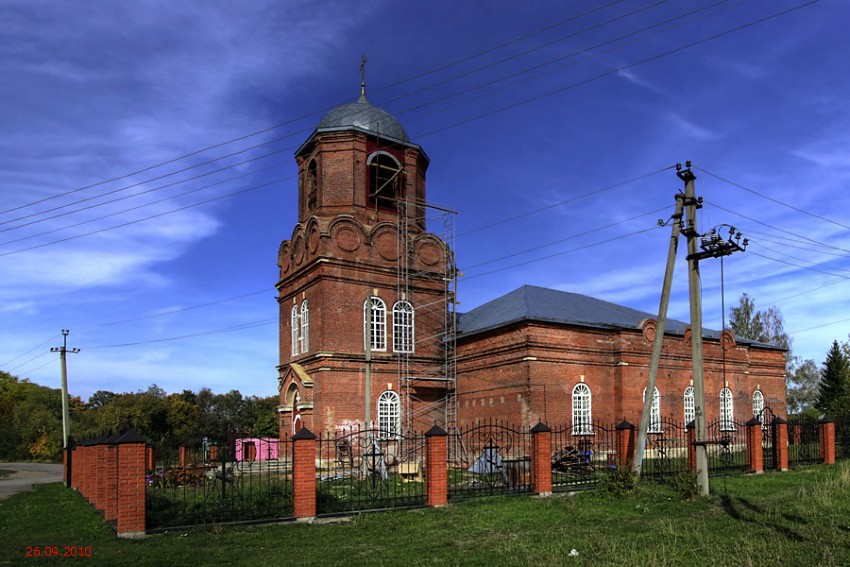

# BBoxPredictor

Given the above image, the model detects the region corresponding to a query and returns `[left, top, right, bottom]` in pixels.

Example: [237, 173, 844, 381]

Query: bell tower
[276, 80, 455, 438]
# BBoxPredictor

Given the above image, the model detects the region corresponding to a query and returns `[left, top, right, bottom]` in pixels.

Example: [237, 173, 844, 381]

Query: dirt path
[0, 463, 63, 500]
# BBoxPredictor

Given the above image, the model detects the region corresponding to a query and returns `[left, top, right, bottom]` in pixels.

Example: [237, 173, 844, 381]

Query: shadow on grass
[719, 494, 807, 542]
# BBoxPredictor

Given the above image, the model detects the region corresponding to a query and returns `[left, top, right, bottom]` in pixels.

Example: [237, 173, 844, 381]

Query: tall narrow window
[377, 390, 400, 438]
[684, 386, 695, 425]
[290, 305, 299, 356]
[752, 389, 765, 423]
[393, 300, 414, 353]
[720, 387, 734, 431]
[368, 152, 401, 209]
[572, 383, 593, 435]
[364, 297, 387, 352]
[307, 159, 318, 211]
[644, 387, 661, 433]
[300, 300, 309, 353]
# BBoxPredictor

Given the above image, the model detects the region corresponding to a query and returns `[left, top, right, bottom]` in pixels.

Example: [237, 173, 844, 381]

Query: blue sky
[2, 0, 848, 401]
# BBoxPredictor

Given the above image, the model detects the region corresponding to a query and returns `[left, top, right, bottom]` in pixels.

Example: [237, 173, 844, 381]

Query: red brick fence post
[820, 418, 836, 465]
[530, 422, 552, 496]
[616, 420, 635, 467]
[115, 430, 147, 538]
[425, 425, 448, 507]
[292, 427, 317, 519]
[746, 418, 763, 474]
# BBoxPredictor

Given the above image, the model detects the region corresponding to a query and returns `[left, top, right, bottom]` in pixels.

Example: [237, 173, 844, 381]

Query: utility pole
[680, 163, 711, 496]
[633, 192, 684, 475]
[680, 162, 748, 496]
[51, 329, 80, 450]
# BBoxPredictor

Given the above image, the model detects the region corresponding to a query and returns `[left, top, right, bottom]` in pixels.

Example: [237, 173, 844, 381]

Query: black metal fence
[146, 434, 292, 531]
[837, 418, 850, 461]
[787, 414, 821, 466]
[761, 409, 777, 470]
[550, 421, 618, 492]
[704, 418, 749, 475]
[448, 420, 532, 501]
[641, 418, 691, 479]
[315, 427, 426, 515]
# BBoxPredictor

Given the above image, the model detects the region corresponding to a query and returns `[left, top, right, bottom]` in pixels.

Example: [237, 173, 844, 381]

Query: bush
[670, 472, 700, 500]
[597, 465, 638, 496]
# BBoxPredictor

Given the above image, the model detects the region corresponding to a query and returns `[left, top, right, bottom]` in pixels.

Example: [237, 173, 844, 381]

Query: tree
[728, 293, 790, 350]
[815, 340, 850, 418]
[786, 358, 818, 414]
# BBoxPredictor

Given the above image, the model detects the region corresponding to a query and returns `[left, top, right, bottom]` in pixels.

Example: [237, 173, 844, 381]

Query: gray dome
[316, 94, 410, 143]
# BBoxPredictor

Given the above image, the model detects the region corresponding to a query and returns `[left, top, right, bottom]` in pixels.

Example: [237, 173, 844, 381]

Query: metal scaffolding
[396, 194, 458, 436]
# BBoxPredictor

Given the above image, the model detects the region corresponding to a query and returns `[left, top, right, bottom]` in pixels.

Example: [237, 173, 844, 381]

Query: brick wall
[456, 319, 787, 430]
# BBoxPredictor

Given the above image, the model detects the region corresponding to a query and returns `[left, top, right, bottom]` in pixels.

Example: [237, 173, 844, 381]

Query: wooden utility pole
[51, 329, 79, 450]
[633, 192, 684, 475]
[680, 164, 711, 496]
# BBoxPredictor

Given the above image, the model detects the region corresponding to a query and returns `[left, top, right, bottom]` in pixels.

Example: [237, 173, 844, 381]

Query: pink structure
[234, 438, 279, 462]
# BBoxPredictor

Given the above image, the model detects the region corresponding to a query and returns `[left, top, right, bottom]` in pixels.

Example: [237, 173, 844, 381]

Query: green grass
[0, 469, 13, 479]
[1, 463, 849, 566]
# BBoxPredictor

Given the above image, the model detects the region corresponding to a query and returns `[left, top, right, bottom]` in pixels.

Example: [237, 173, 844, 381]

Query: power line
[464, 223, 664, 281]
[696, 165, 850, 232]
[81, 318, 278, 349]
[463, 205, 670, 270]
[0, 1, 647, 219]
[76, 289, 273, 331]
[458, 165, 674, 237]
[0, 160, 289, 246]
[0, 176, 288, 257]
[417, 1, 820, 139]
[2, 0, 785, 228]
[1, 334, 60, 368]
[5, 350, 53, 373]
[704, 200, 850, 255]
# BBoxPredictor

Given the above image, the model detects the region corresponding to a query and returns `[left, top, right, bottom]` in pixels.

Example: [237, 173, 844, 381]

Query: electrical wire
[81, 318, 278, 349]
[696, 165, 850, 232]
[1, 334, 60, 368]
[0, 176, 288, 257]
[1, 0, 791, 230]
[464, 223, 664, 281]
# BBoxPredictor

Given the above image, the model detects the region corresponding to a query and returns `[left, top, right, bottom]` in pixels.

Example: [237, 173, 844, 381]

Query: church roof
[456, 285, 782, 349]
[316, 93, 410, 144]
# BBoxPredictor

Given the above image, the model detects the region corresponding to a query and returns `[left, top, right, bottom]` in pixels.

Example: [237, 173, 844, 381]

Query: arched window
[572, 383, 593, 435]
[720, 387, 734, 431]
[368, 152, 401, 209]
[643, 387, 661, 433]
[684, 386, 695, 425]
[752, 390, 764, 424]
[300, 300, 309, 353]
[377, 390, 400, 438]
[364, 297, 387, 352]
[393, 300, 414, 353]
[290, 305, 299, 356]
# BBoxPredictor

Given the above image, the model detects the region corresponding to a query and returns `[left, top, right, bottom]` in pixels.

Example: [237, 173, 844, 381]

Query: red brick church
[276, 87, 787, 438]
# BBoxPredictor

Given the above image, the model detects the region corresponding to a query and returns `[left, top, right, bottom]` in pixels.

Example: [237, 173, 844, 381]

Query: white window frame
[377, 390, 400, 438]
[364, 297, 387, 352]
[720, 387, 735, 431]
[290, 305, 299, 356]
[392, 300, 414, 353]
[571, 383, 593, 435]
[684, 386, 695, 426]
[300, 300, 309, 353]
[752, 390, 764, 424]
[644, 387, 662, 433]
